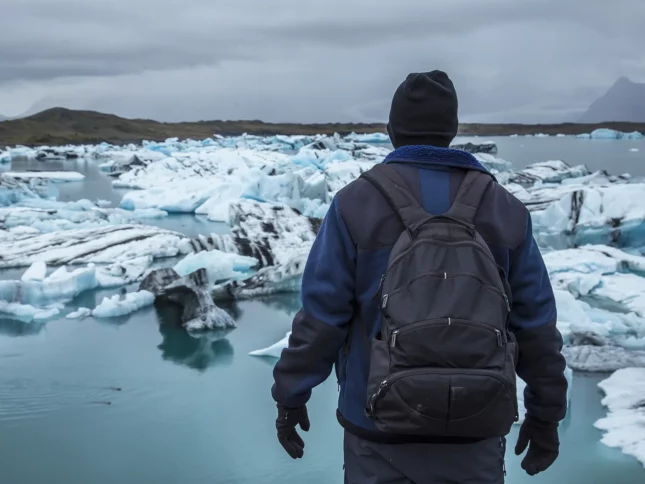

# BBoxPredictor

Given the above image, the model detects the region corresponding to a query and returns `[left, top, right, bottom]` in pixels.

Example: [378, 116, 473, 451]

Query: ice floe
[0, 301, 60, 323]
[173, 249, 257, 284]
[577, 129, 644, 140]
[66, 307, 92, 319]
[0, 265, 97, 314]
[92, 290, 155, 318]
[140, 268, 236, 330]
[4, 171, 85, 182]
[249, 331, 291, 357]
[21, 261, 47, 281]
[595, 368, 645, 466]
[0, 224, 188, 268]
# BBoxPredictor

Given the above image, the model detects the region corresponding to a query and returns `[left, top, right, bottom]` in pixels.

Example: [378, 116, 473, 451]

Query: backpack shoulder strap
[359, 163, 432, 235]
[445, 170, 493, 225]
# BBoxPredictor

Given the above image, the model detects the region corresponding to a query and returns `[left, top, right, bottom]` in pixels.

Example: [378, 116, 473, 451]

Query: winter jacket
[271, 145, 568, 444]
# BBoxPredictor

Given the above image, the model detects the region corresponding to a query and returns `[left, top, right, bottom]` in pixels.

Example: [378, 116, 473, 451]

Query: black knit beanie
[387, 70, 459, 148]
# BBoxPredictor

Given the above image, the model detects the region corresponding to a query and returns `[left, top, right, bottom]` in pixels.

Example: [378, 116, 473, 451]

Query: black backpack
[360, 163, 519, 439]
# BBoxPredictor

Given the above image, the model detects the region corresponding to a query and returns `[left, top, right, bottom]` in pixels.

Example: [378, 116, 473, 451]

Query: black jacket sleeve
[508, 211, 568, 424]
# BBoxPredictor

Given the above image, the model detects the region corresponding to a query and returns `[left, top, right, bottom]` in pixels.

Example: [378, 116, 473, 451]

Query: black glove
[276, 404, 310, 459]
[515, 415, 560, 476]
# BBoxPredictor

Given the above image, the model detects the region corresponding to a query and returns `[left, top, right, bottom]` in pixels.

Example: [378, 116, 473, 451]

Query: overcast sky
[1, 0, 644, 123]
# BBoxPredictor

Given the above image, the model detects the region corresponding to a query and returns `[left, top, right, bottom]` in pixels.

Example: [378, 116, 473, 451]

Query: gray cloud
[1, 0, 644, 122]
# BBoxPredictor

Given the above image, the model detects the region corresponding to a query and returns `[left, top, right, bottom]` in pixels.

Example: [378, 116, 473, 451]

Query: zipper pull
[495, 329, 503, 347]
[390, 330, 399, 347]
[381, 294, 389, 309]
[503, 294, 510, 312]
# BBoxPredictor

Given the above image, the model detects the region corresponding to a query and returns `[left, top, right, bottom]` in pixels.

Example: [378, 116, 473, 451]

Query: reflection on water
[0, 318, 46, 337]
[155, 304, 235, 371]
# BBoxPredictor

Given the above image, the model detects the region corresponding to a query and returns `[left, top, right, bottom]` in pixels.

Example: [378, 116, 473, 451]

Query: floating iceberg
[249, 331, 291, 357]
[140, 268, 236, 330]
[0, 174, 56, 207]
[173, 249, 258, 284]
[577, 129, 644, 140]
[0, 224, 188, 268]
[529, 182, 645, 249]
[563, 344, 645, 372]
[213, 248, 309, 300]
[545, 246, 645, 319]
[66, 307, 92, 319]
[344, 132, 390, 144]
[0, 301, 60, 323]
[505, 160, 590, 187]
[4, 171, 85, 182]
[0, 265, 98, 308]
[595, 368, 645, 467]
[21, 261, 47, 281]
[92, 290, 155, 318]
[451, 141, 498, 155]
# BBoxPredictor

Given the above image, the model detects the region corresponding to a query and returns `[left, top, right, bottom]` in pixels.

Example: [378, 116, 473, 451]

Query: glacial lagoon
[1, 135, 645, 483]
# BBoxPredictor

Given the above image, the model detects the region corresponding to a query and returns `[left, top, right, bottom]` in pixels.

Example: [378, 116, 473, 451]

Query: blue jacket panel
[272, 145, 567, 443]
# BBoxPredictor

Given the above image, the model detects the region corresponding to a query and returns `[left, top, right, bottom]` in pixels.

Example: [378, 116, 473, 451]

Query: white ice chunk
[534, 182, 645, 249]
[21, 261, 47, 281]
[595, 368, 645, 467]
[95, 256, 154, 288]
[564, 345, 645, 372]
[0, 301, 59, 323]
[92, 290, 155, 318]
[324, 159, 376, 200]
[0, 224, 188, 268]
[249, 331, 291, 357]
[66, 307, 92, 319]
[344, 132, 390, 144]
[0, 266, 98, 307]
[184, 305, 236, 331]
[173, 250, 257, 284]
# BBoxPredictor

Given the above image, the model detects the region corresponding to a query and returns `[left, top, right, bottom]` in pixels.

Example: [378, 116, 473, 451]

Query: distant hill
[580, 77, 645, 123]
[1, 107, 644, 146]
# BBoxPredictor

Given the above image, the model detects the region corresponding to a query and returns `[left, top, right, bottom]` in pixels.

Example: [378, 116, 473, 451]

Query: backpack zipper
[387, 271, 508, 304]
[387, 239, 499, 275]
[368, 367, 518, 418]
[389, 318, 506, 348]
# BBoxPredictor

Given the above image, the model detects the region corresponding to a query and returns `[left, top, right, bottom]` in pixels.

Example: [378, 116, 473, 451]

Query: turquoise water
[1, 138, 645, 483]
[1, 295, 644, 483]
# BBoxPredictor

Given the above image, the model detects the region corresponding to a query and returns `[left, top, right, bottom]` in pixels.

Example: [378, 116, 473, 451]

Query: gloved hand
[276, 404, 310, 459]
[515, 415, 560, 476]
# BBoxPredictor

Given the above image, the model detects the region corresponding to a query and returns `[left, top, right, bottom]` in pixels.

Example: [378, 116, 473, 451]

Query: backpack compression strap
[445, 170, 493, 226]
[359, 164, 432, 236]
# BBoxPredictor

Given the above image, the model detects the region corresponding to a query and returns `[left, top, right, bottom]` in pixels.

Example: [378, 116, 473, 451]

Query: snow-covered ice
[545, 246, 645, 320]
[92, 290, 155, 318]
[0, 224, 188, 268]
[595, 368, 645, 467]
